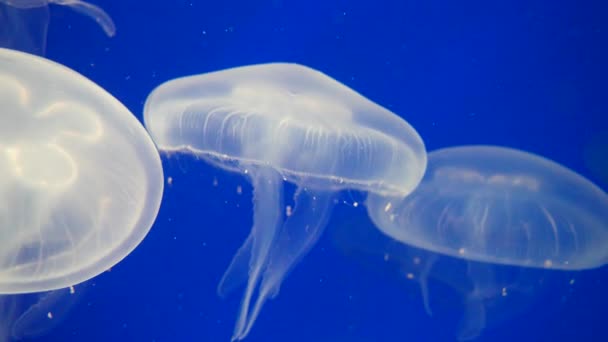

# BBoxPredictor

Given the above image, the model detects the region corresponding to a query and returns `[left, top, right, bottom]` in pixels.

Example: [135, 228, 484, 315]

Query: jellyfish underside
[412, 254, 539, 341]
[0, 0, 115, 55]
[217, 166, 334, 341]
[330, 213, 543, 341]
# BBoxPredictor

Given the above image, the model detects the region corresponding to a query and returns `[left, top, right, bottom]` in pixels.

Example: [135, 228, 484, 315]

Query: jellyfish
[143, 63, 427, 340]
[367, 145, 608, 270]
[363, 145, 608, 338]
[0, 0, 115, 55]
[0, 47, 164, 296]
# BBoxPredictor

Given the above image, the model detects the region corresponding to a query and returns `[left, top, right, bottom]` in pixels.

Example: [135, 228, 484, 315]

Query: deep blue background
[8, 0, 608, 341]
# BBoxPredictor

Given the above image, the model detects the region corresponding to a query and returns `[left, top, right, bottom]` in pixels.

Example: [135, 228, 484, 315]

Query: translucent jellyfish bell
[143, 63, 426, 341]
[0, 48, 164, 294]
[0, 0, 115, 55]
[367, 145, 608, 270]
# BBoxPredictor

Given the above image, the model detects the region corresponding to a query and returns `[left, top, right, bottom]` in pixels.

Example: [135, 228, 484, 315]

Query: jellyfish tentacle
[217, 232, 253, 298]
[456, 292, 486, 341]
[49, 0, 116, 36]
[10, 284, 87, 340]
[238, 187, 334, 339]
[223, 166, 282, 341]
[418, 253, 438, 316]
[0, 2, 50, 55]
[455, 261, 492, 341]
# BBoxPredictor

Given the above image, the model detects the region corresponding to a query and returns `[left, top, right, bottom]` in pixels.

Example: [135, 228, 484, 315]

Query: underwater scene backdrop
[0, 0, 607, 341]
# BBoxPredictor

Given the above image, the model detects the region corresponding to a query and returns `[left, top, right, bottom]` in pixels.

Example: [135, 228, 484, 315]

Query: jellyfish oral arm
[49, 0, 116, 36]
[418, 253, 438, 316]
[239, 186, 334, 339]
[217, 166, 283, 341]
[218, 166, 334, 341]
[260, 186, 333, 296]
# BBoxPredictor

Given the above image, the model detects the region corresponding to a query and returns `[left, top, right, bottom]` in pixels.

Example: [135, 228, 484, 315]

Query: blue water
[8, 0, 608, 341]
